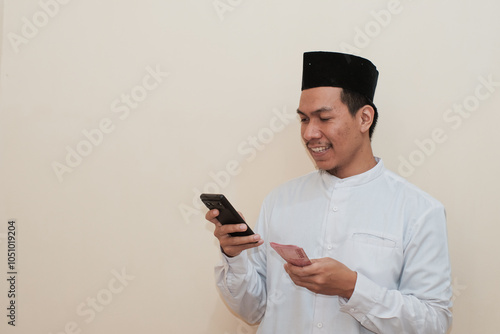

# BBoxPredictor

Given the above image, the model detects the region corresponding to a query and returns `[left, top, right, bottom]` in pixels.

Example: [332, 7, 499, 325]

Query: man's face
[297, 87, 367, 178]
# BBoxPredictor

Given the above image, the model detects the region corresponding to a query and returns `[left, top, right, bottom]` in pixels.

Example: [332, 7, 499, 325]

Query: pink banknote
[270, 242, 312, 267]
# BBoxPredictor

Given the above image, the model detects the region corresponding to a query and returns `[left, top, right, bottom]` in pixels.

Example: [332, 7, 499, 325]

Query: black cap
[301, 51, 379, 102]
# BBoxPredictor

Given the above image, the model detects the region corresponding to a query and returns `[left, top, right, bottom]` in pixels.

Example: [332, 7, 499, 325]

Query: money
[270, 242, 312, 267]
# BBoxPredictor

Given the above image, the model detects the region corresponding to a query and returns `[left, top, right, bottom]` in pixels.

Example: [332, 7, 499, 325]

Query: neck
[327, 146, 377, 179]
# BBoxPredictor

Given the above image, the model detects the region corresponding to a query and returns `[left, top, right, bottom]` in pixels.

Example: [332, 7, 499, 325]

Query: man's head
[298, 52, 379, 177]
[301, 52, 379, 138]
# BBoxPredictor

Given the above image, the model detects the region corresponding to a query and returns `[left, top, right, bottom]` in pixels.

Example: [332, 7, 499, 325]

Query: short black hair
[340, 88, 378, 139]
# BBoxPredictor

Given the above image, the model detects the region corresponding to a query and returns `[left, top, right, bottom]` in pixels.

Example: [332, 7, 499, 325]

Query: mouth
[308, 144, 332, 154]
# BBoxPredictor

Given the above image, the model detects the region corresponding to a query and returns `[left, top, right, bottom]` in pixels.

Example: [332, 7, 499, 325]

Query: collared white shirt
[215, 159, 452, 333]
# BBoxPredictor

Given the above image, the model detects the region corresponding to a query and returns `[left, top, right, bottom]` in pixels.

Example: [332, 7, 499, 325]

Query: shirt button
[350, 308, 356, 312]
[317, 323, 323, 328]
[332, 206, 338, 212]
[327, 245, 333, 250]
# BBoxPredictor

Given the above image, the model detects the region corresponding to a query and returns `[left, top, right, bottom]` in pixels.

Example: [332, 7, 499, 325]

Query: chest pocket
[338, 232, 402, 288]
[351, 232, 397, 248]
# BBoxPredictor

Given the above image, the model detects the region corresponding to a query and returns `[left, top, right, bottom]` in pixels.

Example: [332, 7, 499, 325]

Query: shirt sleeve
[338, 204, 453, 333]
[213, 203, 269, 325]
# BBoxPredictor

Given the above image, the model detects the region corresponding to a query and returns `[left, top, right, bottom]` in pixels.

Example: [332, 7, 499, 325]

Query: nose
[302, 120, 321, 141]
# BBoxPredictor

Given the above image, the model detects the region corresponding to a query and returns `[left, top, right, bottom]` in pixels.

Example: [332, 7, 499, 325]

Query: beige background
[1, 1, 499, 333]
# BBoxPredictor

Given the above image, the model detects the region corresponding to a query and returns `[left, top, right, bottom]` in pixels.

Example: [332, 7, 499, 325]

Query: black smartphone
[200, 193, 255, 237]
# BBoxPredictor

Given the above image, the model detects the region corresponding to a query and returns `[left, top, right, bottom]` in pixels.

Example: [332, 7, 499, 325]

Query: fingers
[217, 225, 263, 255]
[284, 262, 316, 280]
[219, 230, 261, 246]
[214, 223, 249, 238]
[205, 209, 263, 257]
[219, 233, 264, 257]
[205, 209, 221, 226]
[222, 237, 265, 257]
[284, 258, 357, 297]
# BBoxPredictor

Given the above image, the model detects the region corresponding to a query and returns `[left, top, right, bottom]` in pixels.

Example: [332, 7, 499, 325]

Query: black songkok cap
[301, 51, 379, 102]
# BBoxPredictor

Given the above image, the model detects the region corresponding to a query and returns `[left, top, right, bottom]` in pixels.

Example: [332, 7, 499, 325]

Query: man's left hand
[284, 257, 357, 299]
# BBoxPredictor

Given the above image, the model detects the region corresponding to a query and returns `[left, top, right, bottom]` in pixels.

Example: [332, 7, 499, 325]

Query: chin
[315, 162, 337, 172]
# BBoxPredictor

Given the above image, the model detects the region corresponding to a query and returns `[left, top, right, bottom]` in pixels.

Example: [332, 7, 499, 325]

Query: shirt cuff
[220, 249, 249, 275]
[338, 272, 382, 322]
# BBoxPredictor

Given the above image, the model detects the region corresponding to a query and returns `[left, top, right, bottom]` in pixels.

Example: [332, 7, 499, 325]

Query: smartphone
[200, 193, 255, 237]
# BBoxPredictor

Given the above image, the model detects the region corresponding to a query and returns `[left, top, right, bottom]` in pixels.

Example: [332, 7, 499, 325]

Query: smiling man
[206, 52, 452, 333]
[297, 86, 377, 179]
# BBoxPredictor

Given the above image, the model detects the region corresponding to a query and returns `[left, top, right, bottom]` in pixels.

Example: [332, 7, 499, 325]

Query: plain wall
[1, 1, 499, 333]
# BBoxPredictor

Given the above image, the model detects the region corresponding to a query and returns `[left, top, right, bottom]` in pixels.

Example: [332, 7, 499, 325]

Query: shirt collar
[319, 157, 384, 188]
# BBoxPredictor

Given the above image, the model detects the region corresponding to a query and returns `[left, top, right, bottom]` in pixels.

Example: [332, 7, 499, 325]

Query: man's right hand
[205, 209, 264, 257]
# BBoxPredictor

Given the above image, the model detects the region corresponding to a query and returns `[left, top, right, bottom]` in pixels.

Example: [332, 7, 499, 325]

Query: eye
[319, 117, 331, 122]
[299, 117, 308, 123]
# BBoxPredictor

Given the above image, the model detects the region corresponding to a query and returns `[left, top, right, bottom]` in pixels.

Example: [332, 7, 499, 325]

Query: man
[206, 51, 452, 333]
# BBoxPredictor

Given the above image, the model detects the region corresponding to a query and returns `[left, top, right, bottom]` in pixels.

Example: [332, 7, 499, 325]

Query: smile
[309, 146, 330, 153]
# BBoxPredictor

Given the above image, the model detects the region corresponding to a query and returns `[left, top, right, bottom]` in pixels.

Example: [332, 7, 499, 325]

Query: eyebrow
[296, 106, 333, 116]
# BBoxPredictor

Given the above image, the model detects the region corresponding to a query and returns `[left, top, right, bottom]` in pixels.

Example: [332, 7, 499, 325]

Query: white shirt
[215, 159, 452, 334]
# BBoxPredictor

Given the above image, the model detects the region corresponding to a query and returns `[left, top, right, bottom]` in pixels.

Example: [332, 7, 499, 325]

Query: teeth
[311, 146, 329, 153]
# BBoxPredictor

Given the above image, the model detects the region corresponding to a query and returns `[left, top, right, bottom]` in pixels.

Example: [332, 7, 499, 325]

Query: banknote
[270, 242, 312, 267]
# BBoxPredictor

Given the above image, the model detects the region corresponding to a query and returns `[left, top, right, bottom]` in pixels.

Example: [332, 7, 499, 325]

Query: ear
[358, 105, 374, 135]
